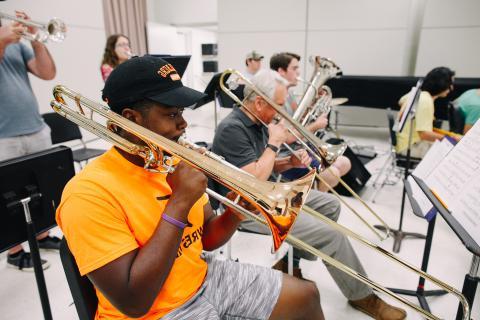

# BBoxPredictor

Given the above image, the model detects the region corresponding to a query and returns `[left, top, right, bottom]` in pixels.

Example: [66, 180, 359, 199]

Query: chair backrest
[42, 113, 83, 144]
[448, 101, 466, 134]
[386, 108, 397, 147]
[59, 238, 98, 320]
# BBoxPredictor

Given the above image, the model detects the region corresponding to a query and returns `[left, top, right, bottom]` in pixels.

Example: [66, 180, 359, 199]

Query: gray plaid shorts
[161, 255, 282, 320]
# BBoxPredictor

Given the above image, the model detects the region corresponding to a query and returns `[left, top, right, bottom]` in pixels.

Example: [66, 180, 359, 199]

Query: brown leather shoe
[349, 294, 407, 320]
[272, 259, 305, 280]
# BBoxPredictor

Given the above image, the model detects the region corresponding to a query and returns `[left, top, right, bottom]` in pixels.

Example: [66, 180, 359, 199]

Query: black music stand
[193, 72, 244, 128]
[375, 80, 426, 253]
[150, 54, 190, 77]
[413, 176, 479, 320]
[380, 179, 448, 314]
[0, 146, 75, 320]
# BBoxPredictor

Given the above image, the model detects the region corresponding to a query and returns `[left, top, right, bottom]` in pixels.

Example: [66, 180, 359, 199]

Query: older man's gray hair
[244, 69, 289, 102]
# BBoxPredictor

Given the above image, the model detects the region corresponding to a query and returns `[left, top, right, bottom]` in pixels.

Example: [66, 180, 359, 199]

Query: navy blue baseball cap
[102, 55, 206, 113]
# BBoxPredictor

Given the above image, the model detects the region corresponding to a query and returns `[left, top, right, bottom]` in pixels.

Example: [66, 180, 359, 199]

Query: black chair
[42, 112, 105, 166]
[448, 101, 466, 134]
[59, 238, 97, 320]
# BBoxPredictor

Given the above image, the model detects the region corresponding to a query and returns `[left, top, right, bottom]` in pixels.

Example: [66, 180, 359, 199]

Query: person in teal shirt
[456, 89, 480, 133]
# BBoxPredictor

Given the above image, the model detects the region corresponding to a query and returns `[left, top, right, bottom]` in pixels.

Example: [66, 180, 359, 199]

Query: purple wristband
[162, 213, 191, 229]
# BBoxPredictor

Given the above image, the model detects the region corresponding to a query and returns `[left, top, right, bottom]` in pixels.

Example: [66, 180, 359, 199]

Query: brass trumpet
[220, 69, 391, 240]
[0, 12, 66, 43]
[50, 85, 314, 251]
[50, 85, 470, 320]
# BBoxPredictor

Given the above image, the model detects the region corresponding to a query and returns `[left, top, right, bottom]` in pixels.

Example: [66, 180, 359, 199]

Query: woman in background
[100, 34, 131, 81]
[396, 67, 456, 158]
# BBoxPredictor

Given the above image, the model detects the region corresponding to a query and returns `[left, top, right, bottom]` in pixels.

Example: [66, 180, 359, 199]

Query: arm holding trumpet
[0, 10, 56, 79]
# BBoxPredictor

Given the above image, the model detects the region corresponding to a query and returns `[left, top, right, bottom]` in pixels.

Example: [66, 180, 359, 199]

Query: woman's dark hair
[270, 52, 301, 72]
[421, 67, 455, 96]
[101, 34, 129, 68]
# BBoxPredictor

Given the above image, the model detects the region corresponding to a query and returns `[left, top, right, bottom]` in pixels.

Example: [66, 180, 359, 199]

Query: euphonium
[294, 82, 333, 127]
[50, 85, 315, 251]
[293, 56, 342, 123]
[0, 12, 66, 43]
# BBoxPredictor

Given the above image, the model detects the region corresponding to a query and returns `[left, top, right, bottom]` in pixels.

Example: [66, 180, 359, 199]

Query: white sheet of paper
[408, 140, 454, 216]
[426, 122, 480, 246]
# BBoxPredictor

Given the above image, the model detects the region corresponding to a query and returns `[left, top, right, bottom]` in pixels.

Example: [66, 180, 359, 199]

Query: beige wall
[0, 0, 106, 116]
[218, 0, 480, 78]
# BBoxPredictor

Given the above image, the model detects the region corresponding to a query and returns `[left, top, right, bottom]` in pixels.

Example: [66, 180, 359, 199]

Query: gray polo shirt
[212, 107, 268, 167]
[211, 107, 277, 198]
[0, 42, 44, 138]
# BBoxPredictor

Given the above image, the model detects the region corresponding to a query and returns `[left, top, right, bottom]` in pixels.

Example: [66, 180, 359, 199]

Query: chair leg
[224, 238, 232, 260]
[287, 245, 293, 276]
[370, 152, 398, 203]
[371, 152, 393, 188]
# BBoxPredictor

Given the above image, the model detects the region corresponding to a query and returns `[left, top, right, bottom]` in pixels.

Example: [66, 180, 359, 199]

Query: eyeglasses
[115, 43, 130, 48]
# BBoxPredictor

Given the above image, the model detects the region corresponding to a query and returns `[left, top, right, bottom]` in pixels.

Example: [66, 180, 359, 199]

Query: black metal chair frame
[42, 112, 105, 167]
[59, 238, 97, 320]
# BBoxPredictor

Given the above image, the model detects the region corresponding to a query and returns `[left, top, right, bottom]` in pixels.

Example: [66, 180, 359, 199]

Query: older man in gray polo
[211, 69, 407, 320]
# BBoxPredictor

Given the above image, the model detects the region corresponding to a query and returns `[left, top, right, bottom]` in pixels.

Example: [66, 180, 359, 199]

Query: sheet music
[408, 139, 454, 217]
[426, 122, 480, 246]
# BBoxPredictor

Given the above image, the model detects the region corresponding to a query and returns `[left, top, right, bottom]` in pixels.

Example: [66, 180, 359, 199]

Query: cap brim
[147, 86, 207, 109]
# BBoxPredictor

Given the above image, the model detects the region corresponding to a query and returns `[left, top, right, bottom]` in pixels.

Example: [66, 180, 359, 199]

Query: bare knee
[304, 281, 321, 305]
[271, 276, 324, 320]
[301, 281, 323, 320]
[318, 167, 341, 191]
[335, 156, 351, 176]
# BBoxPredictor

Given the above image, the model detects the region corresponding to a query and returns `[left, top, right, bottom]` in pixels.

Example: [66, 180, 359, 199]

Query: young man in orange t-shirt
[56, 55, 324, 320]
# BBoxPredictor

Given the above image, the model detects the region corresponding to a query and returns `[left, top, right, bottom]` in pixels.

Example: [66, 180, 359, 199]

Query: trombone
[50, 85, 470, 320]
[220, 69, 391, 240]
[0, 12, 66, 43]
[50, 85, 314, 252]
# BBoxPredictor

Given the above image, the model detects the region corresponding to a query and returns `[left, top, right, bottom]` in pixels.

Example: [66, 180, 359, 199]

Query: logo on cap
[158, 63, 180, 81]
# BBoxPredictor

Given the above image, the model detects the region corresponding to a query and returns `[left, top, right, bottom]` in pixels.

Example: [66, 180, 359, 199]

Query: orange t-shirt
[56, 147, 208, 319]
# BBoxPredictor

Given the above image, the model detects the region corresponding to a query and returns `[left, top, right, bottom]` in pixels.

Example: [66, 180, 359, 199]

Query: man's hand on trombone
[290, 149, 312, 168]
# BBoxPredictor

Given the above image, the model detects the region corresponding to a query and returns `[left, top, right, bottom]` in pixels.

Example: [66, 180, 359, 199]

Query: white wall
[147, 22, 217, 91]
[218, 0, 480, 78]
[0, 0, 106, 117]
[417, 0, 480, 77]
[147, 0, 217, 27]
[218, 0, 480, 127]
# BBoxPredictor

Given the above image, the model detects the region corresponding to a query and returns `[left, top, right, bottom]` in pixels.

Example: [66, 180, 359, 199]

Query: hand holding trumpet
[0, 21, 23, 45]
[14, 10, 38, 39]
